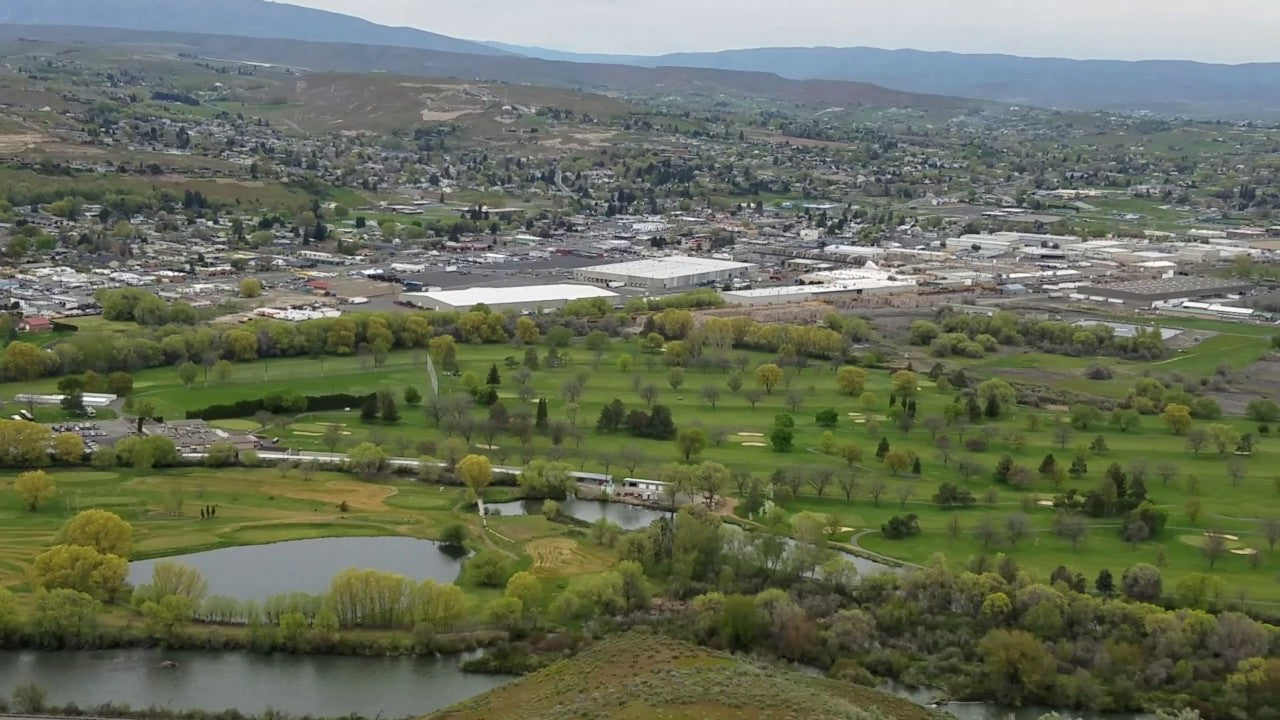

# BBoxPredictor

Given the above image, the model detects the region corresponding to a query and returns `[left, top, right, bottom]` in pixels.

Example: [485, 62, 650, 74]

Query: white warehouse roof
[577, 255, 754, 279]
[403, 284, 618, 308]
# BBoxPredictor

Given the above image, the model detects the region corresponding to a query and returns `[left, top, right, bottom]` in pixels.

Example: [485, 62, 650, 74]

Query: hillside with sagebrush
[427, 632, 943, 720]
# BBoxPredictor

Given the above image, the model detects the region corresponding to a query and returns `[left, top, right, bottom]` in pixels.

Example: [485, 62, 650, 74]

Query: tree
[1246, 398, 1280, 423]
[1, 341, 53, 381]
[667, 367, 685, 391]
[769, 426, 794, 453]
[836, 366, 869, 395]
[52, 433, 85, 465]
[754, 364, 783, 393]
[933, 482, 976, 508]
[1186, 427, 1209, 454]
[177, 361, 199, 387]
[815, 409, 839, 428]
[213, 359, 233, 383]
[1069, 404, 1104, 430]
[743, 389, 764, 409]
[884, 449, 912, 475]
[458, 454, 493, 508]
[518, 459, 575, 499]
[1095, 569, 1115, 596]
[1005, 513, 1031, 548]
[1052, 511, 1087, 550]
[239, 278, 262, 298]
[676, 428, 707, 462]
[890, 370, 919, 398]
[346, 442, 387, 479]
[977, 629, 1057, 705]
[1162, 403, 1193, 435]
[1052, 423, 1072, 449]
[1208, 424, 1239, 455]
[839, 444, 863, 469]
[1260, 517, 1280, 551]
[695, 462, 730, 508]
[57, 510, 133, 557]
[1203, 533, 1228, 569]
[726, 372, 743, 394]
[31, 544, 128, 600]
[868, 478, 888, 506]
[404, 385, 422, 406]
[808, 468, 835, 499]
[14, 470, 56, 511]
[379, 391, 401, 423]
[32, 588, 100, 644]
[1121, 563, 1163, 603]
[976, 378, 1015, 417]
[973, 516, 1002, 550]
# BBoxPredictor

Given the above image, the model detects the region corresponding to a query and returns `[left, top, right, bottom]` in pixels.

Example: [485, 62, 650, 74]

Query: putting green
[211, 419, 262, 432]
[1178, 534, 1243, 549]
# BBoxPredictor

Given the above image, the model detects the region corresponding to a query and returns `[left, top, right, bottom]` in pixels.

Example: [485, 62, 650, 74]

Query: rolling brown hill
[0, 25, 975, 112]
[427, 632, 946, 720]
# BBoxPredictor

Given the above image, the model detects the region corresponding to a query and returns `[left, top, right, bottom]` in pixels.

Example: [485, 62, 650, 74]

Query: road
[180, 449, 615, 484]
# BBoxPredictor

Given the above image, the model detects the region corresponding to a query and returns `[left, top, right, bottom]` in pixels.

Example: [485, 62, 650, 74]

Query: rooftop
[1086, 276, 1255, 297]
[577, 255, 754, 279]
[403, 284, 619, 307]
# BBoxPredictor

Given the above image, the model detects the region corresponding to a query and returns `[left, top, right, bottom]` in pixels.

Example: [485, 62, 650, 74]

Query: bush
[440, 523, 468, 547]
[464, 550, 512, 587]
[881, 514, 921, 539]
[186, 392, 376, 420]
[1085, 363, 1114, 380]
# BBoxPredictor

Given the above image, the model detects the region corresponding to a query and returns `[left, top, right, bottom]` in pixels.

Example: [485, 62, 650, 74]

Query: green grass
[4, 333, 1278, 601]
[0, 466, 594, 593]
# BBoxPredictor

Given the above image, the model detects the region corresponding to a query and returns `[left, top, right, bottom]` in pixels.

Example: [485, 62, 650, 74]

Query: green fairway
[4, 331, 1278, 602]
[0, 465, 596, 593]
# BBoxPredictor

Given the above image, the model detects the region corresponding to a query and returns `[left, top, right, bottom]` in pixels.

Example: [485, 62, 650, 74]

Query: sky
[278, 0, 1280, 63]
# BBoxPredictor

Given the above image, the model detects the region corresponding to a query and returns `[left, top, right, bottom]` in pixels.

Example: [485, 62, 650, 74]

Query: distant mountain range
[0, 25, 969, 112]
[487, 43, 1280, 118]
[0, 0, 509, 57]
[4, 0, 1279, 117]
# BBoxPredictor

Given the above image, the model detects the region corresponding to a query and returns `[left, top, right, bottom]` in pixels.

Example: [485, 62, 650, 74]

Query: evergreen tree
[535, 398, 549, 431]
[1095, 568, 1115, 596]
[486, 363, 501, 387]
[360, 395, 379, 422]
[1039, 453, 1057, 476]
[984, 394, 1001, 418]
[966, 395, 982, 422]
[994, 454, 1014, 484]
[875, 437, 891, 461]
[911, 456, 922, 475]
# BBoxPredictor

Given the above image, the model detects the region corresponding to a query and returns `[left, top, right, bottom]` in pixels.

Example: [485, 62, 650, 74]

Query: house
[18, 316, 53, 333]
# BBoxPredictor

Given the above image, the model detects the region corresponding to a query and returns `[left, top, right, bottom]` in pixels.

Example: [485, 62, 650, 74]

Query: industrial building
[573, 255, 756, 291]
[1077, 277, 1256, 308]
[398, 284, 619, 313]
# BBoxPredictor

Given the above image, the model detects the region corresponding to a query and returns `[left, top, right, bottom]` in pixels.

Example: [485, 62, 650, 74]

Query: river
[129, 537, 465, 601]
[0, 648, 512, 718]
[0, 648, 1152, 720]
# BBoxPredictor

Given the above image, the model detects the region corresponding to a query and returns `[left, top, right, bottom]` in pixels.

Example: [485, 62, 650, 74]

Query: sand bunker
[741, 442, 767, 447]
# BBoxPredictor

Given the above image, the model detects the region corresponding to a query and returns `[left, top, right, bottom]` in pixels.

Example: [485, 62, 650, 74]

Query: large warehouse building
[574, 255, 756, 291]
[1078, 277, 1255, 308]
[399, 284, 619, 313]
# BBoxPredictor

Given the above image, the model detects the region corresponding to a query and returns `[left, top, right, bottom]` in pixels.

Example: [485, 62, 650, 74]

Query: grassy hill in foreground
[427, 632, 942, 720]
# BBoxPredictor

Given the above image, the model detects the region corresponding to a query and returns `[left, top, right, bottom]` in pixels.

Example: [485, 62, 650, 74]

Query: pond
[129, 537, 465, 601]
[0, 648, 512, 718]
[486, 497, 670, 530]
[490, 498, 897, 576]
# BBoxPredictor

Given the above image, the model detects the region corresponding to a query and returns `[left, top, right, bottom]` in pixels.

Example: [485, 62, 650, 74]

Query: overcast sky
[279, 0, 1278, 63]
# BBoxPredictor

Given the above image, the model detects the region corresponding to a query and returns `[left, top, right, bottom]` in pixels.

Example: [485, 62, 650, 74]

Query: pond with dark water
[128, 536, 465, 601]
